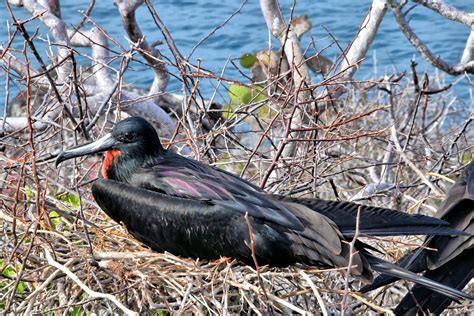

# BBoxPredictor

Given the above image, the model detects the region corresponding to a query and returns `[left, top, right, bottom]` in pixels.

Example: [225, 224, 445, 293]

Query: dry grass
[0, 209, 424, 315]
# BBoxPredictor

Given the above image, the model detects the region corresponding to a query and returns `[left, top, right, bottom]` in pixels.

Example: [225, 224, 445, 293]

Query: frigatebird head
[56, 116, 164, 180]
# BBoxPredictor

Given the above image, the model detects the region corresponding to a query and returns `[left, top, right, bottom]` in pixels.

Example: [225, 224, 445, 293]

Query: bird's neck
[102, 147, 164, 183]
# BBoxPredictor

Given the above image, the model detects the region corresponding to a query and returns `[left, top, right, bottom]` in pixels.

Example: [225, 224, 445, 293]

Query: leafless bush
[0, 0, 473, 314]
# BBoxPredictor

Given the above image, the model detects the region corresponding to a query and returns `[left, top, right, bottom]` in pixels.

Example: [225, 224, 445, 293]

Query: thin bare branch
[389, 0, 474, 74]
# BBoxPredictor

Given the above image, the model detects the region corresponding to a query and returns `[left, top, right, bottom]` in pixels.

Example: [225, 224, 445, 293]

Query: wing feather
[128, 155, 305, 231]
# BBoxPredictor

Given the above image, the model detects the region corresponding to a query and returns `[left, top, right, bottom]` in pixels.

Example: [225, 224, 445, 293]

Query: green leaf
[257, 104, 270, 118]
[2, 266, 16, 278]
[16, 281, 27, 294]
[462, 152, 472, 164]
[79, 292, 89, 300]
[57, 192, 80, 209]
[249, 85, 268, 104]
[0, 263, 27, 294]
[228, 84, 267, 105]
[49, 210, 64, 229]
[24, 185, 34, 201]
[228, 84, 251, 105]
[71, 306, 85, 316]
[222, 104, 236, 120]
[239, 53, 257, 68]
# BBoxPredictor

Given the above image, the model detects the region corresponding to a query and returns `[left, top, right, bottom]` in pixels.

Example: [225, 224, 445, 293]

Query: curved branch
[259, 0, 310, 92]
[390, 0, 474, 75]
[14, 0, 72, 82]
[118, 91, 177, 138]
[43, 248, 138, 315]
[461, 29, 474, 65]
[114, 0, 169, 95]
[259, 0, 312, 159]
[1, 6, 181, 143]
[413, 0, 474, 27]
[88, 27, 114, 88]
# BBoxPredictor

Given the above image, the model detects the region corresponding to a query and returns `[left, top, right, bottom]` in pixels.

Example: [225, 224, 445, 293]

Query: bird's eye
[121, 132, 135, 142]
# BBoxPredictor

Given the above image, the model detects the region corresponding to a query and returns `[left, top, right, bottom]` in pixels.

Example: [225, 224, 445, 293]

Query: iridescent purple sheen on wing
[130, 152, 305, 231]
[164, 178, 201, 197]
[159, 170, 184, 177]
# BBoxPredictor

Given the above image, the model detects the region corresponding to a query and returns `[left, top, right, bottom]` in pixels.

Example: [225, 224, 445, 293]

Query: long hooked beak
[55, 133, 116, 166]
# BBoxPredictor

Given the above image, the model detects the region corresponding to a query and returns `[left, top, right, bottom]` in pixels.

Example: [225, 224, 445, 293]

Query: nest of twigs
[1, 69, 473, 314]
[0, 207, 428, 315]
[0, 205, 472, 315]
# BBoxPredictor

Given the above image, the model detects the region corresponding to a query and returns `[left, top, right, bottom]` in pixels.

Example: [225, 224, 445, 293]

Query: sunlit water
[0, 0, 472, 115]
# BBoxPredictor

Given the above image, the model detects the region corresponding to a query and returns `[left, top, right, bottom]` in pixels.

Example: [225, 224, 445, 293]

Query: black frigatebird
[362, 161, 474, 315]
[56, 116, 473, 302]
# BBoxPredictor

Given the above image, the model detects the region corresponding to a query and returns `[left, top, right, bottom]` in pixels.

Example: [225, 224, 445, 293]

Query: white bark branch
[413, 0, 474, 26]
[16, 259, 76, 312]
[259, 0, 311, 159]
[43, 248, 138, 315]
[390, 0, 474, 75]
[0, 117, 33, 132]
[2, 0, 184, 145]
[15, 0, 72, 83]
[259, 0, 310, 91]
[65, 4, 181, 143]
[118, 90, 177, 138]
[114, 0, 169, 95]
[2, 0, 74, 135]
[461, 29, 474, 65]
[339, 0, 388, 79]
[88, 27, 114, 88]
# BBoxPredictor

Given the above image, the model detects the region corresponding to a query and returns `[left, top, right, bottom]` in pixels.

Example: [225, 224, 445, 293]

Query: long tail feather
[276, 196, 469, 237]
[365, 255, 474, 302]
[360, 249, 428, 292]
[394, 248, 474, 315]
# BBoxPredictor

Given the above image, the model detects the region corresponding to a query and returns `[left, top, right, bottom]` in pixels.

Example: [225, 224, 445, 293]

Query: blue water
[0, 0, 473, 113]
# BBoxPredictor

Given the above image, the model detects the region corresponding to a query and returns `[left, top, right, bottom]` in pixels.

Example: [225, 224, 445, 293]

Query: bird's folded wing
[275, 196, 468, 237]
[281, 201, 373, 281]
[128, 162, 305, 231]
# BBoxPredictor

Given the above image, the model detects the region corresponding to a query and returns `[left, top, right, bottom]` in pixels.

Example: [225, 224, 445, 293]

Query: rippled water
[0, 0, 472, 113]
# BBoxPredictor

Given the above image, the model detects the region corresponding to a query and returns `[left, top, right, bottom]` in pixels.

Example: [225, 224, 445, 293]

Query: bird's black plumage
[56, 116, 474, 302]
[362, 161, 474, 315]
[273, 196, 464, 237]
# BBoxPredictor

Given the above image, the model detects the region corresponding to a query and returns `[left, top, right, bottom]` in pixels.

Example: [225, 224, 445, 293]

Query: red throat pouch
[101, 149, 121, 179]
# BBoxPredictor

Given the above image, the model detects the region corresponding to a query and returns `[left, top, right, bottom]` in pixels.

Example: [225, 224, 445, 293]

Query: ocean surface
[0, 0, 473, 114]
